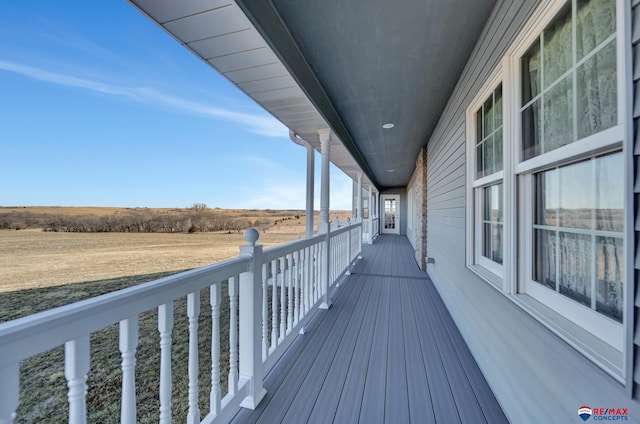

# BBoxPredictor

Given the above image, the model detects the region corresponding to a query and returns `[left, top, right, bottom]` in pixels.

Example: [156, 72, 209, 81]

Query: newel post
[238, 228, 267, 409]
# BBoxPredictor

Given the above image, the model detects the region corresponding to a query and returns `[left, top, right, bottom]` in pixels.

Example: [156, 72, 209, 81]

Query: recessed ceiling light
[382, 123, 394, 129]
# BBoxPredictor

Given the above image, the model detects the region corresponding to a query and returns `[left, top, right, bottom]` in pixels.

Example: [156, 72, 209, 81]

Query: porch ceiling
[128, 0, 495, 190]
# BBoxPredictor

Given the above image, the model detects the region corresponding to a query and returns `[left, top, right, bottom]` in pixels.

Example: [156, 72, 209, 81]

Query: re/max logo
[592, 408, 628, 416]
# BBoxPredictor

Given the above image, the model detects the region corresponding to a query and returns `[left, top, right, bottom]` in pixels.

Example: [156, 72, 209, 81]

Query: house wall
[424, 0, 640, 422]
[407, 147, 427, 269]
[632, 0, 640, 397]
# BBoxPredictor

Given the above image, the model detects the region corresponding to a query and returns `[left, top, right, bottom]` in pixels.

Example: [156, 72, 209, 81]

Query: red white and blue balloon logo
[578, 406, 593, 421]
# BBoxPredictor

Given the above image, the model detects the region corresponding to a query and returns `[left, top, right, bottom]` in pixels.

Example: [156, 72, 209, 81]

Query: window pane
[596, 151, 624, 231]
[483, 136, 494, 176]
[522, 100, 541, 160]
[484, 96, 494, 137]
[483, 186, 491, 219]
[543, 4, 573, 86]
[596, 236, 623, 322]
[494, 85, 503, 129]
[534, 229, 556, 290]
[482, 184, 503, 265]
[559, 231, 592, 308]
[476, 109, 483, 144]
[559, 159, 593, 229]
[522, 41, 541, 104]
[543, 75, 573, 153]
[534, 168, 559, 226]
[577, 40, 617, 139]
[494, 129, 503, 172]
[493, 224, 504, 264]
[576, 0, 616, 60]
[483, 223, 492, 260]
[476, 144, 484, 179]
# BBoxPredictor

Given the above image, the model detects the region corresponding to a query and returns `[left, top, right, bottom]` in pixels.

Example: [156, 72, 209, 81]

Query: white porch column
[368, 185, 374, 244]
[356, 173, 362, 223]
[318, 128, 332, 309]
[318, 129, 331, 234]
[289, 131, 315, 238]
[305, 143, 315, 238]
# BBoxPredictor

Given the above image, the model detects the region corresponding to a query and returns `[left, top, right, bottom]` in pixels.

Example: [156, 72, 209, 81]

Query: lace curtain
[521, 0, 616, 159]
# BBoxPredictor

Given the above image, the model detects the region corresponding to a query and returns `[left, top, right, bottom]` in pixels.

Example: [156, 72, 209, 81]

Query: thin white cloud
[0, 60, 287, 137]
[237, 157, 354, 210]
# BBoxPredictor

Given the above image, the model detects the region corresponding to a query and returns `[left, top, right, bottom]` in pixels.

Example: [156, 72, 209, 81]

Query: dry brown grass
[0, 208, 351, 293]
[0, 207, 351, 423]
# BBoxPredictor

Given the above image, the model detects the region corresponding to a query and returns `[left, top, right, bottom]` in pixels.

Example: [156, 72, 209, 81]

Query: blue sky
[0, 1, 353, 210]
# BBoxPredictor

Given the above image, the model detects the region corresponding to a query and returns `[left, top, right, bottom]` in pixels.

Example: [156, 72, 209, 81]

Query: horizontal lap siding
[633, 0, 640, 395]
[426, 0, 640, 421]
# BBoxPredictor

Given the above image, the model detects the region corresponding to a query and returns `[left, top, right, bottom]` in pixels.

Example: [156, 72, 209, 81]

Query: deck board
[232, 235, 508, 424]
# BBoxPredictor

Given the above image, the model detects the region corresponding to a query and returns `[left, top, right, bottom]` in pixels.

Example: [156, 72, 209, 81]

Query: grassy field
[1, 229, 296, 293]
[0, 207, 351, 423]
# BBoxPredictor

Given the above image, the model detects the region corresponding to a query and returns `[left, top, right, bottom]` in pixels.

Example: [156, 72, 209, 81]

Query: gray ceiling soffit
[234, 0, 380, 189]
[235, 0, 497, 190]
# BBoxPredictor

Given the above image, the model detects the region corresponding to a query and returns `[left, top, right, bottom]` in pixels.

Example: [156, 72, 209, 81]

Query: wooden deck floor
[231, 235, 508, 424]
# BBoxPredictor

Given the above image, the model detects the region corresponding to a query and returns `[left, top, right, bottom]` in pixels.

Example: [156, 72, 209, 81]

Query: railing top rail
[262, 232, 325, 262]
[260, 221, 361, 262]
[0, 255, 251, 368]
[330, 221, 361, 236]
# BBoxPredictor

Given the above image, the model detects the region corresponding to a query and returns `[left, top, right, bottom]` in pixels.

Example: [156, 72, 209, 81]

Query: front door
[381, 195, 400, 234]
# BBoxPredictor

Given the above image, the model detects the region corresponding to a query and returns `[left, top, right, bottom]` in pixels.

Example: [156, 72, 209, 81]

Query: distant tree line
[0, 204, 303, 234]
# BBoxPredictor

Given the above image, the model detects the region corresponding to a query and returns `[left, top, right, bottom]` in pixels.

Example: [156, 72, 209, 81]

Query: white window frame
[466, 62, 514, 290]
[512, 0, 626, 349]
[466, 0, 631, 381]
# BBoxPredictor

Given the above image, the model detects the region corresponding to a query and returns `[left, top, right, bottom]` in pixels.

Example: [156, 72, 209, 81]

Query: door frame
[380, 194, 400, 235]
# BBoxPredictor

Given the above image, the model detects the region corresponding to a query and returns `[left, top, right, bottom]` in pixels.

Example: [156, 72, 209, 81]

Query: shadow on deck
[232, 235, 508, 424]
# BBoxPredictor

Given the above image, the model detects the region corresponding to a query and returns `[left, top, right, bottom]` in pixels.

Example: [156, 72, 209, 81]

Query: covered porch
[232, 235, 507, 424]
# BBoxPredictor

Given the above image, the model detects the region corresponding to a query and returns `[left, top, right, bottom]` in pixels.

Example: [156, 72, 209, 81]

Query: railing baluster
[287, 254, 294, 332]
[158, 303, 173, 424]
[261, 263, 269, 361]
[302, 247, 309, 315]
[315, 243, 322, 302]
[271, 259, 278, 350]
[228, 276, 239, 395]
[210, 282, 221, 415]
[186, 292, 200, 424]
[293, 251, 300, 326]
[0, 363, 19, 424]
[279, 257, 286, 339]
[119, 317, 139, 424]
[65, 336, 90, 424]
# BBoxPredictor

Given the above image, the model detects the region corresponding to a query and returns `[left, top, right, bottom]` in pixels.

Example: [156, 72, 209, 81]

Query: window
[518, 0, 623, 352]
[468, 83, 505, 280]
[482, 184, 503, 265]
[467, 0, 627, 373]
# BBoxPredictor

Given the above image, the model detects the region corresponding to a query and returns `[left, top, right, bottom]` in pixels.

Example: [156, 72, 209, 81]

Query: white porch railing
[0, 221, 362, 424]
[362, 217, 379, 244]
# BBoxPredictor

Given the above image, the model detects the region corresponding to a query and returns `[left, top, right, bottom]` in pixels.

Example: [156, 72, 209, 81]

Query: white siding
[632, 0, 640, 396]
[425, 0, 640, 421]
